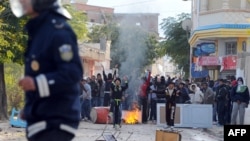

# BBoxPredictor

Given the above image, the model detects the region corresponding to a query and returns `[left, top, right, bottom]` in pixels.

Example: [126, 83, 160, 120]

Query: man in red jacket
[139, 70, 151, 123]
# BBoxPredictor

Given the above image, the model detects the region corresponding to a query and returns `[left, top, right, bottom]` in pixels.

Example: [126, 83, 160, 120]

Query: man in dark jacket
[176, 82, 190, 103]
[154, 76, 166, 103]
[215, 79, 229, 126]
[102, 65, 115, 107]
[14, 0, 83, 140]
[225, 80, 233, 124]
[110, 77, 128, 128]
[157, 82, 177, 130]
[89, 75, 99, 107]
[231, 77, 250, 125]
[97, 73, 105, 106]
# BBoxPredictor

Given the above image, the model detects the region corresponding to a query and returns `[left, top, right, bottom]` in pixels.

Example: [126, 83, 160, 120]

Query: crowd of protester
[79, 65, 128, 128]
[141, 74, 249, 126]
[79, 66, 250, 127]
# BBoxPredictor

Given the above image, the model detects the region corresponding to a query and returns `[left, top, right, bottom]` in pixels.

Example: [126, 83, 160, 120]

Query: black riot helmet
[10, 0, 72, 19]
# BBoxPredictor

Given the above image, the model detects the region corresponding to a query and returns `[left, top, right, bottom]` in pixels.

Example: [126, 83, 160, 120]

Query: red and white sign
[221, 55, 237, 70]
[198, 56, 220, 66]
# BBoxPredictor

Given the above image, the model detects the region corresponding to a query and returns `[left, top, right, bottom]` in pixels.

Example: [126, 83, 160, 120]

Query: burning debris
[90, 102, 142, 125]
[122, 101, 142, 124]
[122, 110, 141, 124]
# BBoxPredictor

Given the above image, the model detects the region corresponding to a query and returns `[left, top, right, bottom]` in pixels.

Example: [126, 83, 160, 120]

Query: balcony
[78, 43, 106, 61]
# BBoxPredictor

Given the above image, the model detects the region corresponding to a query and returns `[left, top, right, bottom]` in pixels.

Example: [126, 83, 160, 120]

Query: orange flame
[124, 109, 140, 124]
[123, 101, 141, 124]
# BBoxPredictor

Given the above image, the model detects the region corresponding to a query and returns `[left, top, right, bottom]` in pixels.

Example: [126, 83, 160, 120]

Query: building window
[90, 19, 95, 22]
[225, 42, 237, 55]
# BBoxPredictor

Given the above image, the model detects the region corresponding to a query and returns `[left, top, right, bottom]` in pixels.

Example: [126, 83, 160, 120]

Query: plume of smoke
[112, 16, 150, 103]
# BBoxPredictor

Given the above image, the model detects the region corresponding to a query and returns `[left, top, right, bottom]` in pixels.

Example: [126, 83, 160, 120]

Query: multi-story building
[113, 13, 160, 35]
[74, 4, 114, 24]
[62, 0, 113, 77]
[72, 3, 114, 76]
[64, 0, 159, 35]
[189, 0, 250, 81]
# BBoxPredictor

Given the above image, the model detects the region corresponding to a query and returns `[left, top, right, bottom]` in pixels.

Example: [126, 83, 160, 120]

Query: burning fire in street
[123, 109, 141, 124]
[122, 102, 142, 124]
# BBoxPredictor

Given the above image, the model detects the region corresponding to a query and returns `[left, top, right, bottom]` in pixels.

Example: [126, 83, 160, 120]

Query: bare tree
[0, 64, 8, 120]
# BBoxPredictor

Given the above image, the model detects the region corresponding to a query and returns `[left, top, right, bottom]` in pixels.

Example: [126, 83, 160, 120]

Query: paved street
[1, 106, 250, 141]
[0, 121, 223, 141]
[73, 122, 223, 141]
[244, 106, 250, 124]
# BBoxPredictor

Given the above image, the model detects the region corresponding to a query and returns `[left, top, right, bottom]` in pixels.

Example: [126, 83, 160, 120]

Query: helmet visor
[9, 0, 25, 18]
[54, 0, 72, 19]
[9, 0, 72, 19]
[56, 6, 72, 19]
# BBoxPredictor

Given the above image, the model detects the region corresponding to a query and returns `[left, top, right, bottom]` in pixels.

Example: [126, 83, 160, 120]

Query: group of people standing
[214, 77, 250, 126]
[79, 65, 128, 128]
[138, 73, 250, 129]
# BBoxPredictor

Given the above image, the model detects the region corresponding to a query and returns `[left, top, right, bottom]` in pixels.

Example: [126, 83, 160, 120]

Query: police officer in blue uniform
[10, 0, 83, 141]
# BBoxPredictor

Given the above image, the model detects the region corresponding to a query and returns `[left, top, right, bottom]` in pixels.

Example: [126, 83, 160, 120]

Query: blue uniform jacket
[23, 11, 83, 137]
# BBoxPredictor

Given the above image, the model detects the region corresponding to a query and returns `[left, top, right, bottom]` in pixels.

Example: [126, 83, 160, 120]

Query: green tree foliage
[64, 4, 88, 42]
[0, 0, 26, 120]
[87, 22, 118, 43]
[0, 2, 88, 65]
[0, 0, 27, 64]
[160, 13, 191, 78]
[146, 34, 161, 65]
[4, 63, 24, 112]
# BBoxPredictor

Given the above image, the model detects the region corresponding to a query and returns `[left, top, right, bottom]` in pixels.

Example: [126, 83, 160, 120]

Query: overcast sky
[87, 0, 191, 36]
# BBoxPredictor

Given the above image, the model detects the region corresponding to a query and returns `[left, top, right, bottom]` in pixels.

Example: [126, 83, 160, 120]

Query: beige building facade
[78, 41, 111, 77]
[62, 0, 113, 77]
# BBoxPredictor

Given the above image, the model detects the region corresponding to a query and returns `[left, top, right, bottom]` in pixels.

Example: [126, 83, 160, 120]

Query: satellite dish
[182, 18, 192, 31]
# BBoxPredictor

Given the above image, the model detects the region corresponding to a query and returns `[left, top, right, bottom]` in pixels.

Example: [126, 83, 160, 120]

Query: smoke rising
[112, 15, 150, 102]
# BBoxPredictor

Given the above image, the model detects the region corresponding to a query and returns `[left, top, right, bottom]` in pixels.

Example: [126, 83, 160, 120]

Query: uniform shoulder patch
[59, 44, 73, 62]
[51, 19, 65, 29]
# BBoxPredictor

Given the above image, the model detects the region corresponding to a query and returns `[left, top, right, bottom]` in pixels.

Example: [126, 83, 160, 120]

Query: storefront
[219, 55, 237, 78]
[189, 24, 250, 80]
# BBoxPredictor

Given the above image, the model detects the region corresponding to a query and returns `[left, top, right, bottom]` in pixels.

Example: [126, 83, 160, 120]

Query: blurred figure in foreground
[15, 0, 83, 141]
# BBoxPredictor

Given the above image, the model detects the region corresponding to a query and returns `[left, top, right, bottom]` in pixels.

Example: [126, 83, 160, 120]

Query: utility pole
[181, 18, 192, 80]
